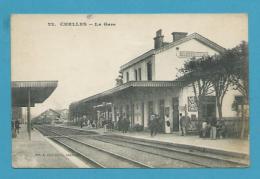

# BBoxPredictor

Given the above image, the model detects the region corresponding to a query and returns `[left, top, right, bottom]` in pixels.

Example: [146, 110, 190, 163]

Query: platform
[12, 124, 88, 168]
[61, 125, 249, 156]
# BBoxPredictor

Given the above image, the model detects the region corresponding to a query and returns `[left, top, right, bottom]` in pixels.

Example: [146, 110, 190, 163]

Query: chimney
[154, 29, 164, 49]
[171, 32, 188, 42]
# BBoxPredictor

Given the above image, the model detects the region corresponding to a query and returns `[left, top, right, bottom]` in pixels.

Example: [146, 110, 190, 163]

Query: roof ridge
[120, 32, 225, 71]
[155, 32, 225, 54]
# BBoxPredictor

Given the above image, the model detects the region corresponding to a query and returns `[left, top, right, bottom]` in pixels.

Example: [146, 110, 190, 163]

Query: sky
[11, 14, 248, 117]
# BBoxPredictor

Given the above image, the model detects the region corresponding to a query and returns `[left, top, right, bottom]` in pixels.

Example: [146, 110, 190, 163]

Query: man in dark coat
[122, 114, 128, 133]
[125, 117, 130, 133]
[118, 115, 123, 131]
[179, 113, 187, 136]
[15, 119, 20, 134]
[150, 114, 159, 137]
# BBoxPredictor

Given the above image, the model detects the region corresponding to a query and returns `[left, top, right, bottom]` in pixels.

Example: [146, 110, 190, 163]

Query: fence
[186, 117, 249, 138]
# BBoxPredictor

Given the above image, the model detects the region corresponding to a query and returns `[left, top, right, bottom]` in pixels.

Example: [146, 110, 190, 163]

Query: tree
[230, 41, 248, 100]
[179, 50, 237, 121]
[179, 42, 249, 138]
[206, 54, 236, 120]
[229, 41, 249, 138]
[179, 57, 214, 121]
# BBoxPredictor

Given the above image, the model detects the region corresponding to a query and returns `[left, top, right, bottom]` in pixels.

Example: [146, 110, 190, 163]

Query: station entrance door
[201, 96, 216, 120]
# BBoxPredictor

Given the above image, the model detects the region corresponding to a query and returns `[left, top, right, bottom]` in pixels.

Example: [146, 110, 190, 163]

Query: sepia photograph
[11, 14, 249, 168]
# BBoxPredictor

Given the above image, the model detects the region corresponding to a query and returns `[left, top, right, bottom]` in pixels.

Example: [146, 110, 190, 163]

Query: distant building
[69, 30, 244, 134]
[32, 109, 61, 124]
[56, 109, 69, 122]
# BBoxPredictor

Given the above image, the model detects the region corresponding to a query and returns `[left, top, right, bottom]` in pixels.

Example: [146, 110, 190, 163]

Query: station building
[69, 30, 244, 134]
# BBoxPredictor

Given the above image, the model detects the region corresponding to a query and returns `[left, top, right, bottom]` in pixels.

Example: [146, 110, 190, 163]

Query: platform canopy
[12, 81, 58, 107]
[70, 80, 184, 111]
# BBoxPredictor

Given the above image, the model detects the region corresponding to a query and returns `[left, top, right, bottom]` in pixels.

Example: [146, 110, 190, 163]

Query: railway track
[34, 125, 61, 136]
[51, 136, 152, 168]
[35, 125, 151, 168]
[35, 125, 249, 168]
[87, 135, 248, 167]
[34, 125, 98, 136]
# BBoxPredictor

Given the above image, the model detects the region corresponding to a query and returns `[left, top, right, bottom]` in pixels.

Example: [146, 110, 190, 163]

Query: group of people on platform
[179, 113, 227, 139]
[117, 114, 130, 133]
[79, 116, 97, 129]
[77, 112, 227, 139]
[200, 117, 227, 139]
[78, 113, 131, 133]
[148, 112, 227, 139]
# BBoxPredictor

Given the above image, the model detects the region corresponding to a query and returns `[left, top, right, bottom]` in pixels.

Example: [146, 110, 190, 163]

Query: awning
[12, 81, 58, 107]
[70, 80, 184, 108]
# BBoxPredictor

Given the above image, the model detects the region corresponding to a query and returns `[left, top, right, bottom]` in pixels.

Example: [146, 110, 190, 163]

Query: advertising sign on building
[188, 96, 198, 112]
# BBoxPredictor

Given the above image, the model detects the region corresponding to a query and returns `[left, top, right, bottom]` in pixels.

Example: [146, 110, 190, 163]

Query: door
[159, 100, 165, 132]
[148, 101, 154, 123]
[172, 97, 179, 131]
[131, 103, 134, 127]
[201, 96, 216, 120]
[141, 102, 144, 128]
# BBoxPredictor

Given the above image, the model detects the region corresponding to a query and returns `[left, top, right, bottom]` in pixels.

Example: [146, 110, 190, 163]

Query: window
[126, 72, 129, 82]
[147, 62, 152, 81]
[134, 69, 138, 81]
[232, 95, 244, 111]
[138, 68, 142, 80]
[235, 95, 244, 105]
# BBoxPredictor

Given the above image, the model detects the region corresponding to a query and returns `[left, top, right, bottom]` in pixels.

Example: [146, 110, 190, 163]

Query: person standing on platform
[210, 117, 217, 139]
[80, 117, 84, 128]
[12, 120, 16, 138]
[154, 115, 160, 136]
[122, 113, 127, 133]
[118, 115, 123, 132]
[15, 119, 20, 134]
[165, 113, 171, 134]
[125, 117, 130, 133]
[149, 114, 156, 137]
[179, 113, 187, 136]
[201, 119, 208, 138]
[217, 120, 226, 139]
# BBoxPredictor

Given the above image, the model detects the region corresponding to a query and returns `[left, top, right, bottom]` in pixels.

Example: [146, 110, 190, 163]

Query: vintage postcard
[11, 14, 249, 168]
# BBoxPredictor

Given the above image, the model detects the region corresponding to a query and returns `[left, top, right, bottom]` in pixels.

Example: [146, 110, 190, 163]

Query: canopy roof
[12, 81, 58, 107]
[70, 80, 184, 109]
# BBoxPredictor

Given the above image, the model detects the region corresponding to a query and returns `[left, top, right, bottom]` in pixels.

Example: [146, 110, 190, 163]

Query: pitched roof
[120, 33, 226, 71]
[38, 109, 60, 116]
[119, 49, 155, 72]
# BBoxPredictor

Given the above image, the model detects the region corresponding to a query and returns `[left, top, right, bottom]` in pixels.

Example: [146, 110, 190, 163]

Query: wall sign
[188, 96, 198, 112]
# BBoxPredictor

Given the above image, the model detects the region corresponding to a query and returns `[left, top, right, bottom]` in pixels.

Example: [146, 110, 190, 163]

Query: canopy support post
[27, 88, 31, 140]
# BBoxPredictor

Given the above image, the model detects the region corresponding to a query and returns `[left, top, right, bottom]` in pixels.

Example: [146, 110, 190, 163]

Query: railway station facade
[69, 30, 243, 134]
